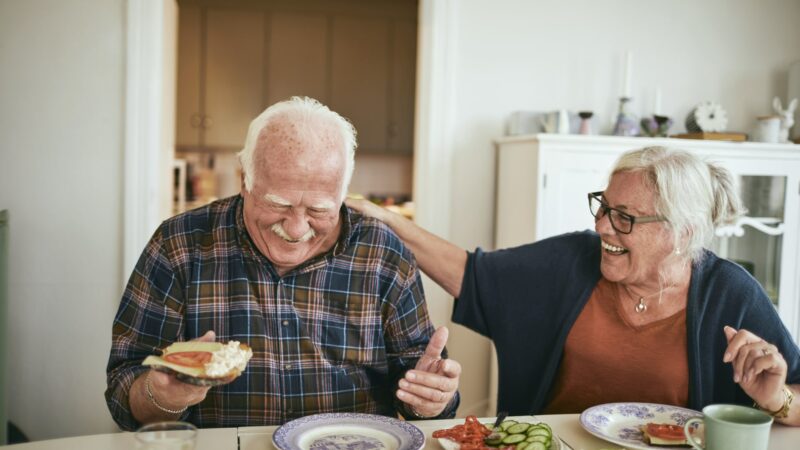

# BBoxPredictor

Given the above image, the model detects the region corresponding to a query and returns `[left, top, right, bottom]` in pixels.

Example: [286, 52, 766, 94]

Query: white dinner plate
[273, 413, 426, 450]
[579, 402, 702, 450]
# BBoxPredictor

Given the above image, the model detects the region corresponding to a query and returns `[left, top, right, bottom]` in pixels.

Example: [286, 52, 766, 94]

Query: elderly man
[106, 97, 461, 430]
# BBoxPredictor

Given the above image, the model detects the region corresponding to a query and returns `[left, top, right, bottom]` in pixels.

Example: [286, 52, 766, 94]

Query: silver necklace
[621, 284, 669, 313]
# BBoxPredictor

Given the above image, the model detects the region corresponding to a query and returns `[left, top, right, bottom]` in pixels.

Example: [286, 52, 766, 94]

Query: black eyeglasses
[587, 191, 666, 234]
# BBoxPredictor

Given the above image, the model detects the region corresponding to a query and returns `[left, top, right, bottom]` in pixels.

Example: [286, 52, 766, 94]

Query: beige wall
[0, 0, 125, 440]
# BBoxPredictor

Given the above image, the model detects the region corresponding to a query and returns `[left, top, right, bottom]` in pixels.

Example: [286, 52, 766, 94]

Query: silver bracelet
[406, 406, 429, 420]
[144, 371, 188, 415]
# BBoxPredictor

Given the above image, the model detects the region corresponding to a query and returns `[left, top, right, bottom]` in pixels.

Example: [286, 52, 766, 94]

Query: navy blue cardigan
[453, 231, 800, 415]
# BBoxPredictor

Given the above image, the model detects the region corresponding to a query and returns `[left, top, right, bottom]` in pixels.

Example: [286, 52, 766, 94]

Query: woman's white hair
[611, 146, 746, 263]
[237, 96, 357, 198]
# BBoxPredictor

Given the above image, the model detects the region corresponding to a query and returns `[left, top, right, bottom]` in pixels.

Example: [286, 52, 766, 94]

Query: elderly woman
[347, 146, 800, 425]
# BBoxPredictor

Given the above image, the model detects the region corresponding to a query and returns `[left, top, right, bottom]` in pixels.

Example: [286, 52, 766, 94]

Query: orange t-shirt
[543, 278, 689, 414]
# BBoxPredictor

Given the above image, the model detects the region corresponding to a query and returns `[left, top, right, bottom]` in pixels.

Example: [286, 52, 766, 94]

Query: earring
[675, 248, 682, 255]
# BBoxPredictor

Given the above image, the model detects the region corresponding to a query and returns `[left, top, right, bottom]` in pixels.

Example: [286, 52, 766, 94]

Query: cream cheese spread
[204, 341, 253, 377]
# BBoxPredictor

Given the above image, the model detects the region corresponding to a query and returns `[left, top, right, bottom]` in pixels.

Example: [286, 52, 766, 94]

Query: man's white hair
[237, 96, 357, 199]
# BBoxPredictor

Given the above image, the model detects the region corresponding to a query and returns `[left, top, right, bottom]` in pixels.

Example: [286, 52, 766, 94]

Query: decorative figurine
[640, 114, 673, 137]
[685, 101, 728, 133]
[613, 97, 639, 136]
[578, 111, 593, 135]
[773, 97, 798, 143]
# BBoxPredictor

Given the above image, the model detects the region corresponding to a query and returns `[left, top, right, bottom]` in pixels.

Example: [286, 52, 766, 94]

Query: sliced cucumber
[506, 423, 530, 434]
[534, 422, 552, 433]
[499, 420, 518, 431]
[482, 419, 552, 450]
[527, 427, 551, 438]
[501, 433, 526, 445]
[525, 425, 553, 436]
[485, 432, 506, 446]
[485, 437, 504, 447]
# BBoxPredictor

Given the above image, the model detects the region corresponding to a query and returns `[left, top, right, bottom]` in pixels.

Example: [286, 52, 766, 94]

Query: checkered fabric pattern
[106, 195, 453, 430]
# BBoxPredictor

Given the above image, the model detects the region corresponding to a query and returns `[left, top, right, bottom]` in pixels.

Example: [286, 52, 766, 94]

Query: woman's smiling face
[595, 170, 676, 288]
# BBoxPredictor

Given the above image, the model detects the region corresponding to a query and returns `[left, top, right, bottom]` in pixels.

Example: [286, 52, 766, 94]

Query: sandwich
[641, 423, 690, 447]
[143, 340, 253, 386]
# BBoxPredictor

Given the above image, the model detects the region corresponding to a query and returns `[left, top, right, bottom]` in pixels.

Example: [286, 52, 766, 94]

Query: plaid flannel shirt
[106, 195, 457, 430]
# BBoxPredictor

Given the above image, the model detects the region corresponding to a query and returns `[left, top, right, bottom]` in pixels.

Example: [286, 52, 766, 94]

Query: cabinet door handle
[190, 113, 202, 128]
[201, 116, 213, 129]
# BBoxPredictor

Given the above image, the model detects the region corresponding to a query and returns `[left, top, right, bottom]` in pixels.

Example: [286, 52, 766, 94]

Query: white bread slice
[641, 424, 690, 447]
[142, 341, 251, 383]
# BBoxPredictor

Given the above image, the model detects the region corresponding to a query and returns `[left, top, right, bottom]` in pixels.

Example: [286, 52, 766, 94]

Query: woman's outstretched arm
[346, 198, 467, 298]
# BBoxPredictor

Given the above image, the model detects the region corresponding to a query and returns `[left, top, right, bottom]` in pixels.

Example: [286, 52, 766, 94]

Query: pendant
[635, 297, 647, 313]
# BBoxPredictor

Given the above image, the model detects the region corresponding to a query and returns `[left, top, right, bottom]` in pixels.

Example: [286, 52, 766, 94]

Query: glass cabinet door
[711, 175, 787, 306]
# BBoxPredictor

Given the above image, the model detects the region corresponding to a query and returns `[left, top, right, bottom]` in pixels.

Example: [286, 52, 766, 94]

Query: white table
[239, 414, 800, 450]
[2, 427, 237, 449]
[4, 414, 799, 449]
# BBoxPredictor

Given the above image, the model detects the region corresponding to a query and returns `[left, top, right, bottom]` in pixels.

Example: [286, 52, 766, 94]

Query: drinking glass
[135, 421, 198, 450]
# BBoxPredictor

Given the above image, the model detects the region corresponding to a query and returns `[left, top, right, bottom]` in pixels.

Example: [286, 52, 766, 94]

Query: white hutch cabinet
[494, 134, 800, 342]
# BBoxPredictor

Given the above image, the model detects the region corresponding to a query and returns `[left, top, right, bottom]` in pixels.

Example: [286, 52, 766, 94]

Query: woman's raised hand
[723, 326, 787, 412]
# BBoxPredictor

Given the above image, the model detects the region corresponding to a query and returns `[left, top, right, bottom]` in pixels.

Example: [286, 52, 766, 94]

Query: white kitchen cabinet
[494, 134, 800, 342]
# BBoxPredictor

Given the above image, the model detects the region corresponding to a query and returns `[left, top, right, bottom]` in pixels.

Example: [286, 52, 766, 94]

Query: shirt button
[281, 320, 289, 326]
[284, 364, 292, 370]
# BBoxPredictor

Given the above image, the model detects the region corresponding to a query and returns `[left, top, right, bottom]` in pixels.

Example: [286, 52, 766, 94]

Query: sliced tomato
[645, 423, 686, 440]
[164, 351, 213, 368]
[432, 416, 493, 449]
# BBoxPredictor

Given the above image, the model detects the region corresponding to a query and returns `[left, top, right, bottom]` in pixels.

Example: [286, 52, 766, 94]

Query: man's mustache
[271, 223, 316, 243]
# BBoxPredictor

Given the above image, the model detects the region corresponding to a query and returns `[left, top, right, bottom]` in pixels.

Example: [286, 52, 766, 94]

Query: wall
[0, 0, 125, 441]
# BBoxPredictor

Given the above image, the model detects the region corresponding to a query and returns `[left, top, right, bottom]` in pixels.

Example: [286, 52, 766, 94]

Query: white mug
[756, 115, 781, 143]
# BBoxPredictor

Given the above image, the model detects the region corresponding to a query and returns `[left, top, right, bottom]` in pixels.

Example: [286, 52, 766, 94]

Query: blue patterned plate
[579, 403, 702, 450]
[273, 413, 426, 450]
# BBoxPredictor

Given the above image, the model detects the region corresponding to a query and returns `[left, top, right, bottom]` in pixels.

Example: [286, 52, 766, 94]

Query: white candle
[622, 51, 633, 98]
[654, 86, 662, 115]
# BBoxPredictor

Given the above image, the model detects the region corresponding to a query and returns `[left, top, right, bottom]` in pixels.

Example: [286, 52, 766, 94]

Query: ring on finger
[761, 348, 771, 356]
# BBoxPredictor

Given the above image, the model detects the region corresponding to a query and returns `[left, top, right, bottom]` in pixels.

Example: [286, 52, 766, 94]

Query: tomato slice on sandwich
[163, 351, 213, 368]
[642, 423, 689, 446]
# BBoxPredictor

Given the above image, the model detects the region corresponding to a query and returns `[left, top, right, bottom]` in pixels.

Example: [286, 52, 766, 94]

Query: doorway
[173, 0, 418, 219]
[125, 0, 477, 417]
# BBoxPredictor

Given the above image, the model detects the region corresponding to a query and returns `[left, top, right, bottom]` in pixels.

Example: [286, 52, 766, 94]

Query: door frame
[123, 0, 177, 281]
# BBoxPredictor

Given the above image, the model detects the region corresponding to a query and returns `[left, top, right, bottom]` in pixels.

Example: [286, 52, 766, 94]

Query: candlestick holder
[613, 97, 639, 136]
